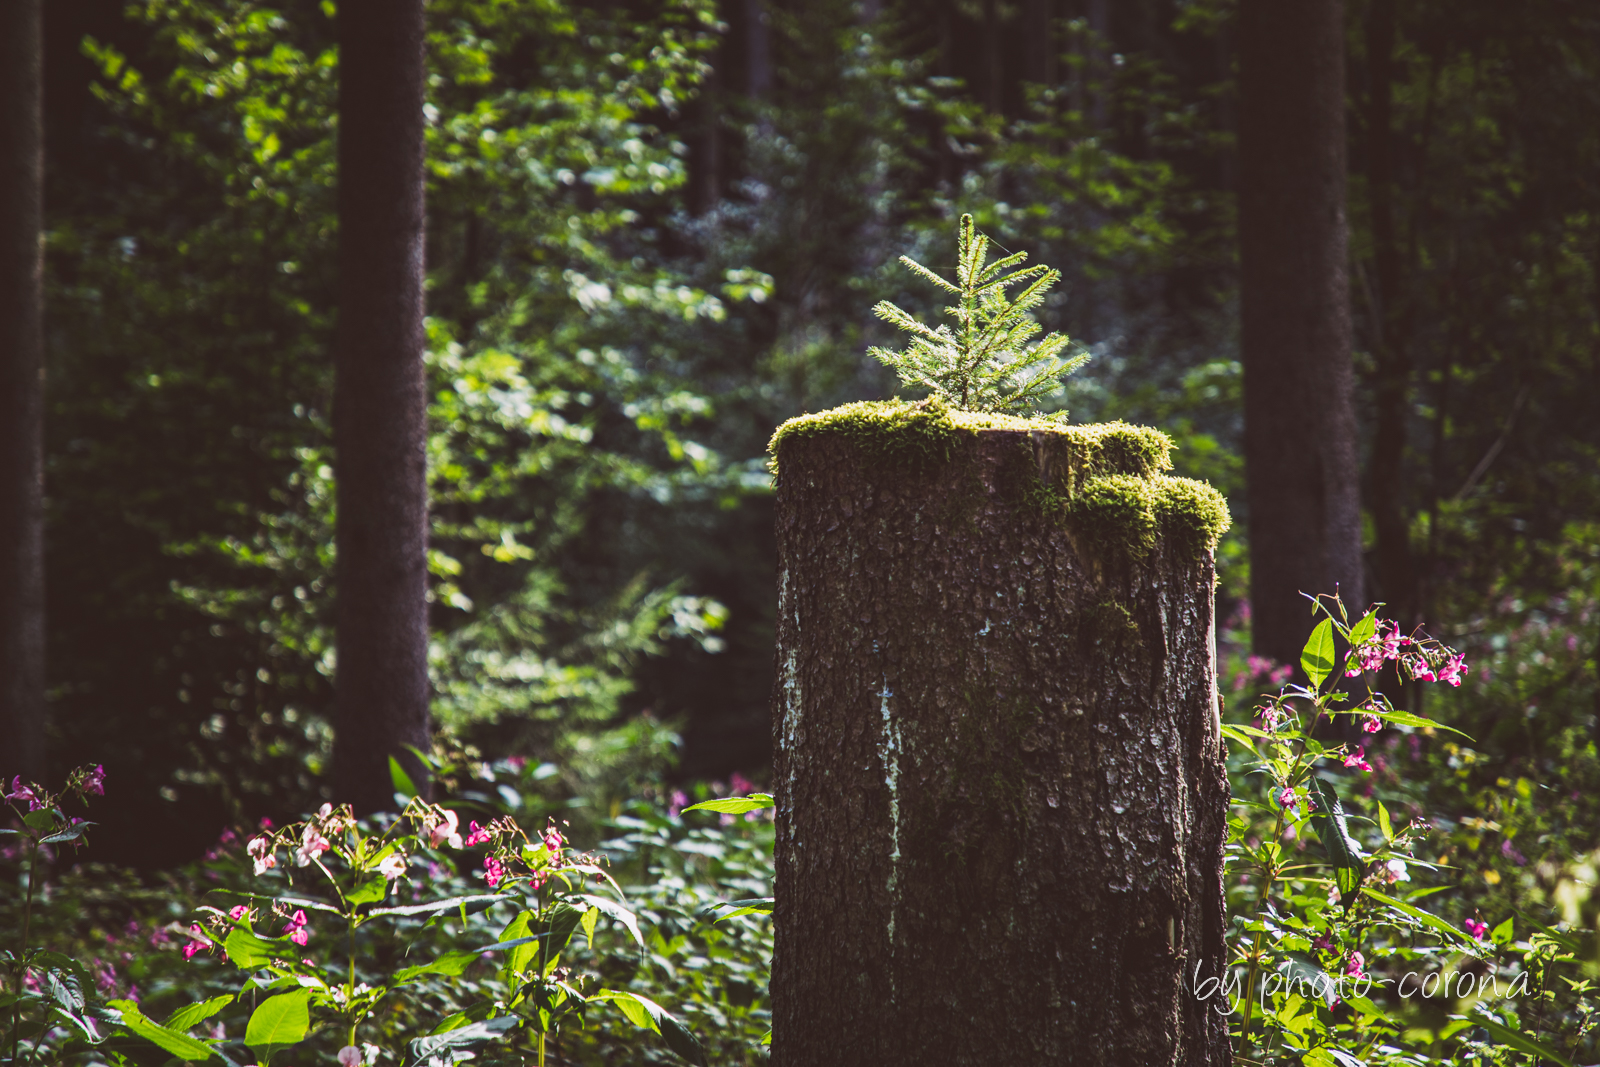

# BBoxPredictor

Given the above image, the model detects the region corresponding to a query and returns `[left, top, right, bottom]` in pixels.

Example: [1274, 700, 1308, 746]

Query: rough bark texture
[0, 0, 46, 782]
[331, 0, 432, 813]
[770, 408, 1231, 1067]
[1239, 0, 1364, 667]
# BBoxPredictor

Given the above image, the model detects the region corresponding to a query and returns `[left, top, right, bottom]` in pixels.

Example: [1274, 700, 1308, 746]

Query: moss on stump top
[769, 397, 1230, 559]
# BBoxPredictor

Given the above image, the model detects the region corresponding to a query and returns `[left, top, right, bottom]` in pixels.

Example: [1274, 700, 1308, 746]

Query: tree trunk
[331, 0, 432, 813]
[1238, 0, 1364, 668]
[769, 402, 1232, 1067]
[1023, 0, 1057, 89]
[0, 0, 45, 782]
[1364, 0, 1414, 627]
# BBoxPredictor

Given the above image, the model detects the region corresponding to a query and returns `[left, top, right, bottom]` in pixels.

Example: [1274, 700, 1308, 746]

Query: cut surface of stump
[770, 397, 1232, 1067]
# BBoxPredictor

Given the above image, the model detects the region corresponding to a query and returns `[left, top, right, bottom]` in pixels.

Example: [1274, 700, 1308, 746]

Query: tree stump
[769, 398, 1233, 1067]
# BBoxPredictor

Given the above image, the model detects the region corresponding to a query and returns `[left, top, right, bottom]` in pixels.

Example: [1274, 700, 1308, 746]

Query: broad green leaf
[588, 991, 705, 1066]
[577, 894, 645, 949]
[680, 793, 774, 814]
[393, 951, 477, 985]
[407, 1017, 518, 1066]
[699, 898, 774, 922]
[165, 995, 234, 1033]
[1362, 706, 1471, 738]
[1308, 779, 1364, 906]
[540, 902, 586, 970]
[1458, 1013, 1574, 1067]
[244, 990, 311, 1060]
[368, 893, 507, 919]
[1376, 800, 1394, 843]
[1300, 618, 1335, 689]
[1218, 724, 1262, 759]
[347, 874, 388, 906]
[23, 810, 56, 831]
[1491, 916, 1515, 946]
[110, 1001, 214, 1061]
[390, 756, 417, 799]
[45, 969, 85, 1013]
[425, 1002, 495, 1036]
[1347, 609, 1377, 648]
[40, 825, 88, 845]
[1363, 889, 1479, 946]
[223, 927, 281, 970]
[580, 906, 599, 946]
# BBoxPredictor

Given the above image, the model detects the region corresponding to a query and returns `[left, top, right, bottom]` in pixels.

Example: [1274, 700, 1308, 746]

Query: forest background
[11, 0, 1600, 925]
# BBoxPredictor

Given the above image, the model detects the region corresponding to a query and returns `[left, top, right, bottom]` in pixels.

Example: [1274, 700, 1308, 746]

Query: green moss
[767, 397, 1229, 561]
[769, 397, 1173, 478]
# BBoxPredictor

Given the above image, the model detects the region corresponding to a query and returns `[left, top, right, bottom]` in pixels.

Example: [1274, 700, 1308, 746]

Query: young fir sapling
[870, 213, 1089, 417]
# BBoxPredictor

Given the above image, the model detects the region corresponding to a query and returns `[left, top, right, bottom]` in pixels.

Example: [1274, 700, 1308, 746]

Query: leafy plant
[869, 213, 1089, 417]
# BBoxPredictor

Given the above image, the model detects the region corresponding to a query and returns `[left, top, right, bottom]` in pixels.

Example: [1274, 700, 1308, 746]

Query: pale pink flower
[1344, 951, 1366, 978]
[338, 1047, 362, 1067]
[247, 834, 277, 876]
[427, 810, 463, 850]
[1380, 859, 1409, 884]
[1362, 715, 1382, 734]
[377, 853, 407, 880]
[294, 826, 331, 867]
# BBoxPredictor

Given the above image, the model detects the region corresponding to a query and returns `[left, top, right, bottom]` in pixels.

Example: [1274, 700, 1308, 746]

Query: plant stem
[537, 1031, 546, 1067]
[10, 836, 39, 1065]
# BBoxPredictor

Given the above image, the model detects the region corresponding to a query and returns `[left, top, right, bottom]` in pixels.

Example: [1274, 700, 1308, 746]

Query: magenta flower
[1464, 918, 1488, 940]
[1343, 748, 1373, 773]
[1311, 933, 1333, 953]
[463, 821, 492, 847]
[668, 789, 688, 817]
[483, 855, 505, 887]
[228, 905, 250, 921]
[1277, 787, 1298, 813]
[6, 777, 43, 812]
[542, 821, 565, 859]
[82, 765, 106, 796]
[1362, 715, 1382, 734]
[182, 924, 213, 961]
[1344, 951, 1366, 978]
[1437, 653, 1467, 687]
[281, 909, 310, 946]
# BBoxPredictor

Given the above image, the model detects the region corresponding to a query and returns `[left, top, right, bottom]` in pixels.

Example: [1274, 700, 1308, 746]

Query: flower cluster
[1344, 620, 1467, 686]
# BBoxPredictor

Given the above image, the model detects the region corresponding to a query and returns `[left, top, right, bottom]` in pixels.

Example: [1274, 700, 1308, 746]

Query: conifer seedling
[870, 213, 1089, 418]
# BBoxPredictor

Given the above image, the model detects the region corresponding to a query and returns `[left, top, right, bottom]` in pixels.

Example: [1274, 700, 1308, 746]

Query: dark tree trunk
[770, 408, 1231, 1067]
[982, 0, 1002, 113]
[1364, 0, 1414, 626]
[0, 0, 45, 782]
[331, 0, 432, 813]
[1238, 0, 1364, 667]
[745, 0, 772, 99]
[1023, 0, 1057, 89]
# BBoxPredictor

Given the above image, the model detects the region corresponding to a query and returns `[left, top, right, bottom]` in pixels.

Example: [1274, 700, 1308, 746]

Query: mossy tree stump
[769, 398, 1233, 1067]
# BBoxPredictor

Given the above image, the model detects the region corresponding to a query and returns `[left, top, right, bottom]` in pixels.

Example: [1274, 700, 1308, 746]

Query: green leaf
[407, 1017, 518, 1067]
[1307, 779, 1364, 905]
[23, 810, 56, 831]
[1376, 800, 1394, 843]
[389, 756, 418, 799]
[580, 906, 599, 946]
[1362, 706, 1472, 738]
[393, 951, 478, 985]
[680, 793, 774, 814]
[110, 1001, 215, 1061]
[164, 995, 234, 1033]
[576, 894, 645, 949]
[699, 898, 774, 922]
[1363, 889, 1480, 946]
[223, 927, 282, 970]
[540, 902, 586, 970]
[39, 825, 88, 845]
[347, 874, 388, 906]
[1300, 618, 1335, 689]
[1491, 916, 1515, 946]
[1347, 609, 1378, 648]
[1457, 1013, 1574, 1067]
[499, 910, 538, 979]
[588, 991, 705, 1066]
[244, 990, 311, 1060]
[368, 893, 506, 919]
[1218, 724, 1263, 759]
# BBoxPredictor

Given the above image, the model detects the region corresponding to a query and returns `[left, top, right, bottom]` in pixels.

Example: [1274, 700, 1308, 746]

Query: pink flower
[427, 810, 463, 850]
[1343, 748, 1373, 773]
[1380, 859, 1409, 884]
[247, 835, 277, 876]
[281, 909, 309, 946]
[82, 765, 106, 796]
[1344, 951, 1366, 978]
[377, 853, 407, 880]
[294, 826, 330, 867]
[338, 1047, 363, 1067]
[1500, 839, 1527, 866]
[463, 821, 492, 847]
[1464, 918, 1488, 940]
[228, 905, 250, 921]
[668, 790, 688, 817]
[183, 924, 213, 960]
[1277, 787, 1298, 813]
[1362, 715, 1382, 733]
[6, 777, 43, 811]
[730, 772, 756, 795]
[1311, 933, 1333, 953]
[542, 821, 565, 859]
[483, 855, 505, 887]
[1437, 653, 1467, 687]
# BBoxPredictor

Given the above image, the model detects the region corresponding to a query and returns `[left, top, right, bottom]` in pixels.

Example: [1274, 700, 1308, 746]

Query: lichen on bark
[769, 403, 1232, 1067]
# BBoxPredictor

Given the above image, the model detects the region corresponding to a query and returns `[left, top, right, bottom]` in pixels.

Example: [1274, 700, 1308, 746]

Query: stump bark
[769, 399, 1232, 1067]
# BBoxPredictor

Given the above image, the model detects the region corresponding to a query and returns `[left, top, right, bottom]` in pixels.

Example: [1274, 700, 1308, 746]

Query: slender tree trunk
[1238, 0, 1364, 667]
[1365, 0, 1414, 627]
[332, 0, 432, 812]
[745, 0, 772, 99]
[1023, 0, 1057, 89]
[770, 411, 1231, 1066]
[0, 0, 46, 782]
[982, 0, 1003, 114]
